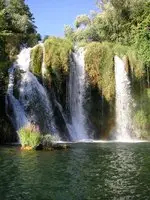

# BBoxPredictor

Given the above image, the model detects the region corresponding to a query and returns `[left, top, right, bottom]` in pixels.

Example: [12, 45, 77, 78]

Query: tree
[64, 25, 74, 41]
[74, 14, 91, 29]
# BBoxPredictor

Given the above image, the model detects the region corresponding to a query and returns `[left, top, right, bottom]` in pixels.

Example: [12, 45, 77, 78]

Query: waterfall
[69, 48, 89, 141]
[40, 43, 47, 78]
[114, 56, 133, 141]
[7, 65, 28, 131]
[7, 48, 58, 136]
[55, 100, 72, 136]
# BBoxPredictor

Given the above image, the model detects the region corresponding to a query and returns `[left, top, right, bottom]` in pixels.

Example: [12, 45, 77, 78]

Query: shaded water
[0, 143, 150, 200]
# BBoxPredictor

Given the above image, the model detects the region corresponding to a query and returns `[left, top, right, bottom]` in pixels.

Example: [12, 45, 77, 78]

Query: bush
[18, 124, 41, 148]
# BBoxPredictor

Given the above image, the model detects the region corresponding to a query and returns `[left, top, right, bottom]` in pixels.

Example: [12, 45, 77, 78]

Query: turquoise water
[0, 143, 150, 200]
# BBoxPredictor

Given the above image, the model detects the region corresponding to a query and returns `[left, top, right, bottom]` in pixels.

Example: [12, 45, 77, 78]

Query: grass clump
[18, 124, 41, 149]
[30, 45, 43, 76]
[85, 42, 115, 102]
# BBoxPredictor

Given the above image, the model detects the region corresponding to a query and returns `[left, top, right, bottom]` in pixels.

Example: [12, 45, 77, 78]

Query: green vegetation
[85, 42, 114, 102]
[43, 37, 73, 105]
[30, 45, 43, 76]
[18, 126, 63, 150]
[44, 37, 73, 72]
[133, 88, 150, 138]
[134, 110, 149, 130]
[0, 0, 40, 60]
[0, 0, 40, 94]
[74, 14, 91, 28]
[18, 124, 41, 149]
[64, 0, 150, 100]
[65, 0, 150, 66]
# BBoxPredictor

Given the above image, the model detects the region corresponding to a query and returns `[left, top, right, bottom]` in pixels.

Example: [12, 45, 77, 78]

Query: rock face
[0, 96, 17, 144]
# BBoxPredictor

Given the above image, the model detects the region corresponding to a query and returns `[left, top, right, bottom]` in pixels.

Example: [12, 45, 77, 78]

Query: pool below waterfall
[0, 142, 150, 200]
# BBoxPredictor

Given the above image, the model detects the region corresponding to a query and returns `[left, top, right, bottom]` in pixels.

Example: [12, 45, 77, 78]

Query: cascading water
[114, 56, 133, 141]
[55, 100, 72, 136]
[69, 48, 89, 141]
[39, 43, 47, 78]
[7, 48, 58, 135]
[7, 65, 28, 131]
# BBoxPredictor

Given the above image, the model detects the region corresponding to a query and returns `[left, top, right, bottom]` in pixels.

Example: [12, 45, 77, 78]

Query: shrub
[18, 124, 41, 148]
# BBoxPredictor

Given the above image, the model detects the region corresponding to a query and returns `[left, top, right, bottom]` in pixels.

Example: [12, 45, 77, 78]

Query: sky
[25, 0, 97, 38]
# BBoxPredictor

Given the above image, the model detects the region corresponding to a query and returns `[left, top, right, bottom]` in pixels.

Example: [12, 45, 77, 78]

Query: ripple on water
[0, 143, 150, 200]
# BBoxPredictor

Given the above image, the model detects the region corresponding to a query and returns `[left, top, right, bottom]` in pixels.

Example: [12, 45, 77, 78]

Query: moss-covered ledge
[30, 44, 43, 76]
[85, 42, 115, 102]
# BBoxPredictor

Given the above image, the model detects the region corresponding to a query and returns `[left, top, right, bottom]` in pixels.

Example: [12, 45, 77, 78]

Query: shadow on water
[0, 143, 150, 200]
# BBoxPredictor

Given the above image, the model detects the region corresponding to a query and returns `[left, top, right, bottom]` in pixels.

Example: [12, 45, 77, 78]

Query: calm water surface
[0, 143, 150, 200]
